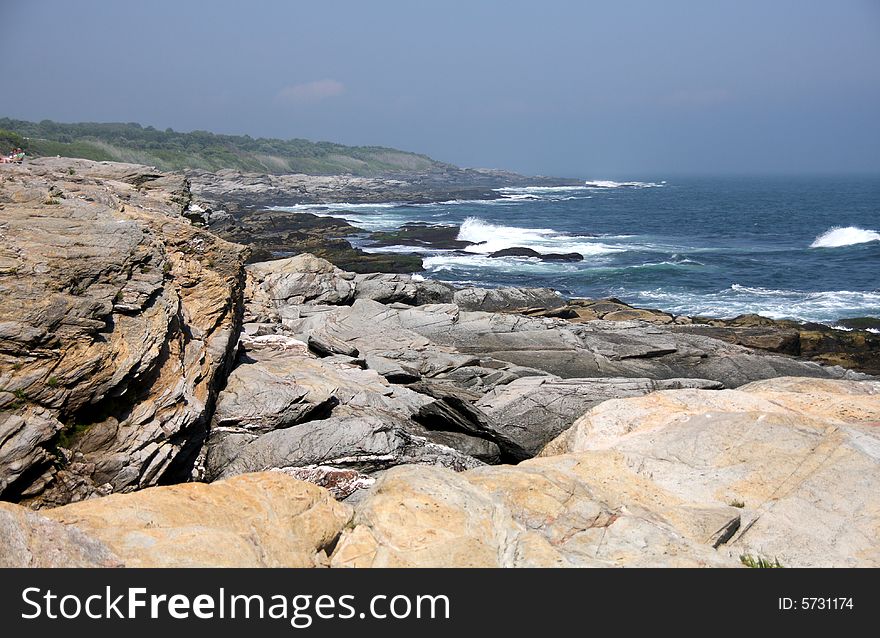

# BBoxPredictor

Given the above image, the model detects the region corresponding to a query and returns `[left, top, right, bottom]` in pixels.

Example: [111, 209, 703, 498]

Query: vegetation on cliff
[0, 118, 449, 176]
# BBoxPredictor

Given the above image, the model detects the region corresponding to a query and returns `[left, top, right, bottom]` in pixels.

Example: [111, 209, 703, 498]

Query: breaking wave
[809, 226, 880, 248]
[455, 217, 622, 255]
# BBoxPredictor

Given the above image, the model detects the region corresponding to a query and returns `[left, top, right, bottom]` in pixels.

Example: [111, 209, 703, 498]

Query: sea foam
[583, 180, 665, 188]
[455, 217, 621, 255]
[809, 226, 880, 248]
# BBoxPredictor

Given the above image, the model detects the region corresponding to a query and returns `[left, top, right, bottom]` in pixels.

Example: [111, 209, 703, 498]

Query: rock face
[41, 472, 352, 567]
[328, 377, 880, 568]
[0, 158, 246, 505]
[330, 462, 739, 568]
[542, 377, 880, 567]
[201, 252, 863, 493]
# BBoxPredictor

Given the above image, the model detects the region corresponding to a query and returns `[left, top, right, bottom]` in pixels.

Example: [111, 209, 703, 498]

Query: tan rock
[0, 158, 247, 505]
[44, 472, 352, 567]
[542, 377, 880, 567]
[331, 461, 736, 568]
[330, 465, 568, 568]
[0, 501, 122, 567]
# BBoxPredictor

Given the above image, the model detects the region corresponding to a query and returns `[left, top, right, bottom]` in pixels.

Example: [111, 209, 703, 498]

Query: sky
[2, 0, 879, 177]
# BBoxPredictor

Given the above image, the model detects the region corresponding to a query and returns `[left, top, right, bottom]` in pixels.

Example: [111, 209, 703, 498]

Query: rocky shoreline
[2, 158, 878, 568]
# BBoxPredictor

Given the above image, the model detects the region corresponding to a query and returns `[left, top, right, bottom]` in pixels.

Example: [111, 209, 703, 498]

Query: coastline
[1, 157, 878, 568]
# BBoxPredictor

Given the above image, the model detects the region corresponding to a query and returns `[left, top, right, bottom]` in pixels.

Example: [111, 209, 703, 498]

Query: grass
[740, 554, 784, 568]
[729, 499, 746, 508]
[57, 422, 92, 449]
[0, 388, 28, 410]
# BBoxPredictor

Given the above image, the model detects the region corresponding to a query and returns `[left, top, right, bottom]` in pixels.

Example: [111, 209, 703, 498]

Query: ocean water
[274, 176, 880, 323]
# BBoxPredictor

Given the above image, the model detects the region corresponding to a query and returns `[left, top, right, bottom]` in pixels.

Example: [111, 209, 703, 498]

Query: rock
[541, 377, 880, 567]
[475, 376, 723, 455]
[308, 333, 360, 358]
[248, 253, 357, 306]
[272, 466, 375, 500]
[211, 332, 430, 435]
[0, 501, 122, 567]
[0, 407, 63, 497]
[488, 247, 583, 262]
[539, 298, 676, 324]
[368, 223, 474, 250]
[678, 313, 880, 375]
[352, 272, 454, 305]
[674, 324, 801, 355]
[415, 397, 530, 462]
[205, 413, 483, 481]
[203, 206, 424, 273]
[329, 463, 735, 568]
[452, 287, 566, 312]
[0, 158, 247, 505]
[43, 472, 353, 567]
[393, 303, 854, 387]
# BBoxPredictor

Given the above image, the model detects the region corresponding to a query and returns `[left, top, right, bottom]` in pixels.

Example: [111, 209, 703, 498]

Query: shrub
[740, 554, 784, 568]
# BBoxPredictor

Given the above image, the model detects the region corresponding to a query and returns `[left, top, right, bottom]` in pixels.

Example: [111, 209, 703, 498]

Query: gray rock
[352, 273, 454, 305]
[476, 376, 724, 455]
[452, 287, 566, 312]
[206, 413, 483, 480]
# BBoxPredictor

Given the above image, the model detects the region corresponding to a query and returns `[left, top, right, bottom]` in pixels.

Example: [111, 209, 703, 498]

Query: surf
[809, 226, 880, 248]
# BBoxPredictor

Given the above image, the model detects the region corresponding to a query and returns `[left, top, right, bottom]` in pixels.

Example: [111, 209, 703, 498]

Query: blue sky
[2, 0, 879, 176]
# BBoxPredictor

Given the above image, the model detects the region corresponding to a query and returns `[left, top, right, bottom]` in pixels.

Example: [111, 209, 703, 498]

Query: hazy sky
[2, 0, 879, 176]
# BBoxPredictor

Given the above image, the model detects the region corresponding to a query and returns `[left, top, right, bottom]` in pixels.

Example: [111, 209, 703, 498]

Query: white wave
[583, 179, 665, 189]
[809, 226, 880, 249]
[634, 285, 880, 322]
[422, 253, 581, 273]
[270, 203, 401, 212]
[455, 217, 622, 256]
[494, 185, 590, 194]
[359, 244, 439, 254]
[868, 328, 880, 334]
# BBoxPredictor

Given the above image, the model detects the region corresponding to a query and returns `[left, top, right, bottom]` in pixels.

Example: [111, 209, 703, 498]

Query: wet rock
[488, 246, 583, 262]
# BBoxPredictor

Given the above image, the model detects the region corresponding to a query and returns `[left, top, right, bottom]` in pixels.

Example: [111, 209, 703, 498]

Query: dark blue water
[276, 176, 880, 323]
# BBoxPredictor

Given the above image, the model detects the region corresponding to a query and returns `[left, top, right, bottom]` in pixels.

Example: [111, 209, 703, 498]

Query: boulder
[452, 287, 566, 312]
[43, 472, 352, 567]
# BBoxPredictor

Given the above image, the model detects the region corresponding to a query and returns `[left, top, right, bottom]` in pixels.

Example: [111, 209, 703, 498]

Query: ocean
[274, 176, 880, 323]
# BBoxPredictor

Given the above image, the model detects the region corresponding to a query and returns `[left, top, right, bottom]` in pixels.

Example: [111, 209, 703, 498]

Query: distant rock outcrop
[488, 246, 584, 261]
